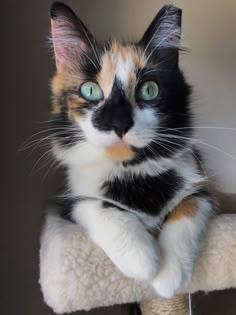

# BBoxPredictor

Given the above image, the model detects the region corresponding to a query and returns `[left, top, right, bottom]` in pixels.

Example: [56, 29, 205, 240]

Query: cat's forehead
[97, 41, 145, 98]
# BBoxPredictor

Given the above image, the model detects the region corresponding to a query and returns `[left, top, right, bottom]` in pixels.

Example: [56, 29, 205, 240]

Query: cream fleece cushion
[39, 210, 236, 314]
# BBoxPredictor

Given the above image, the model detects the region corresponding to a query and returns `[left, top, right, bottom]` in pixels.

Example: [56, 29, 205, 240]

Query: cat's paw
[152, 262, 192, 298]
[115, 244, 160, 281]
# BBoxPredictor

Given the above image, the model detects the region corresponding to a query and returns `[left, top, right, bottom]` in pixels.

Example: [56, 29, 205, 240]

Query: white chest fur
[68, 161, 113, 197]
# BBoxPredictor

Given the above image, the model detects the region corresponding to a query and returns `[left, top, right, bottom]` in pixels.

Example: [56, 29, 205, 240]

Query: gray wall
[1, 1, 235, 315]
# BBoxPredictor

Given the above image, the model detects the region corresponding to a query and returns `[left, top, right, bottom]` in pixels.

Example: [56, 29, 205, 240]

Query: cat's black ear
[50, 2, 97, 71]
[140, 5, 182, 65]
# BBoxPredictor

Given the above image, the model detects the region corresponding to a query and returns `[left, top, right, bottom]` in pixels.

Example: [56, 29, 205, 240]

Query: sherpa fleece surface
[40, 211, 236, 314]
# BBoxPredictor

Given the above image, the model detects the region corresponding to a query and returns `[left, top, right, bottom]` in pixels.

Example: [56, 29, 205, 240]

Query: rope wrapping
[140, 295, 189, 315]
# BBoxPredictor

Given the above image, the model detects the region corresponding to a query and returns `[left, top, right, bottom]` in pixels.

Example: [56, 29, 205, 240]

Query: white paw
[152, 262, 191, 298]
[114, 243, 160, 281]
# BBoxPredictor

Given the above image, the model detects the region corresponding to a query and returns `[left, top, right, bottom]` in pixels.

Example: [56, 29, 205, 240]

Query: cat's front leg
[72, 199, 160, 281]
[153, 192, 215, 298]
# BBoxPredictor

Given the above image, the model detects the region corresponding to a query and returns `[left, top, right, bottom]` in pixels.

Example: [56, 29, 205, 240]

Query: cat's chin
[104, 142, 134, 161]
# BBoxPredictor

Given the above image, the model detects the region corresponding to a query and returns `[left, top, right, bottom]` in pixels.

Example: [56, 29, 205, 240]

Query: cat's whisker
[22, 140, 52, 152]
[81, 50, 99, 71]
[158, 126, 236, 132]
[153, 137, 209, 179]
[42, 158, 61, 182]
[135, 130, 236, 166]
[194, 140, 236, 161]
[153, 133, 236, 161]
[19, 127, 75, 151]
[80, 22, 101, 68]
[149, 138, 177, 157]
[30, 149, 53, 175]
[33, 118, 63, 124]
[20, 129, 79, 151]
[33, 155, 57, 176]
[153, 136, 220, 187]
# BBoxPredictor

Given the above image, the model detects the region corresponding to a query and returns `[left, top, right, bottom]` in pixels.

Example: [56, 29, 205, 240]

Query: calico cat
[49, 2, 215, 298]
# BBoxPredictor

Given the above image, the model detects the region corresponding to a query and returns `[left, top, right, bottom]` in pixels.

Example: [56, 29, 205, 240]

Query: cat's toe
[152, 264, 191, 298]
[117, 247, 160, 281]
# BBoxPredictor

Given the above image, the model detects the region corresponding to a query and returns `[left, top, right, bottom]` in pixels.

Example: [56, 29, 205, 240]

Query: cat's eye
[80, 82, 103, 102]
[137, 81, 159, 101]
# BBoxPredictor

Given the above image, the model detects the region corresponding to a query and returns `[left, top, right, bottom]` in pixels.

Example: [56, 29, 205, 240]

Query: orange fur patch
[51, 73, 65, 96]
[97, 53, 116, 98]
[111, 41, 144, 69]
[51, 41, 146, 118]
[97, 41, 145, 101]
[111, 41, 126, 59]
[105, 143, 134, 161]
[51, 71, 85, 116]
[50, 73, 65, 114]
[67, 94, 87, 114]
[166, 198, 198, 222]
[51, 101, 61, 114]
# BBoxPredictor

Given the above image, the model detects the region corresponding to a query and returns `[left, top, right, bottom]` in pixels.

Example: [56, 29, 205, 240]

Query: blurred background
[1, 0, 236, 314]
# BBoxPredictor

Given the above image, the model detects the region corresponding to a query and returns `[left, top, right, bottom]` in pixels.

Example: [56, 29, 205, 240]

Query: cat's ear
[140, 5, 182, 65]
[50, 2, 96, 72]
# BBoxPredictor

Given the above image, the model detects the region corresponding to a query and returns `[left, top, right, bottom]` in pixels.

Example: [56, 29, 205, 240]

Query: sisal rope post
[140, 295, 189, 315]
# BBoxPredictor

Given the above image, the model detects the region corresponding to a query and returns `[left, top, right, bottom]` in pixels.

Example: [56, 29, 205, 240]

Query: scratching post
[140, 295, 189, 315]
[40, 206, 236, 314]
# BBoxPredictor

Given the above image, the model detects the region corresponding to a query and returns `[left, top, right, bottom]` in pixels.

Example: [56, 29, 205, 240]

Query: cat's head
[50, 2, 192, 166]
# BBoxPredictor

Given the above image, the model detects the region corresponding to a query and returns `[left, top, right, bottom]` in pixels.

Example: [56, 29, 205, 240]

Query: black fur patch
[126, 67, 193, 165]
[102, 170, 183, 215]
[92, 79, 134, 137]
[55, 197, 76, 222]
[79, 48, 102, 81]
[102, 201, 125, 211]
[49, 109, 83, 147]
[55, 196, 90, 222]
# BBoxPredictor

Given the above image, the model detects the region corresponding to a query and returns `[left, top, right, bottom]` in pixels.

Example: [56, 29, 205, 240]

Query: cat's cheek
[123, 125, 155, 149]
[124, 107, 158, 148]
[77, 115, 118, 147]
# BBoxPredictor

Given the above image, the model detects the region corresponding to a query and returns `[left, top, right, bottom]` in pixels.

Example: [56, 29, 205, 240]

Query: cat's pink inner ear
[51, 18, 87, 72]
[51, 19, 66, 71]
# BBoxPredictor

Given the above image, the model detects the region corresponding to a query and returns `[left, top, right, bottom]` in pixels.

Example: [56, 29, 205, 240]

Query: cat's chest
[102, 169, 184, 214]
[68, 154, 202, 215]
[68, 161, 114, 197]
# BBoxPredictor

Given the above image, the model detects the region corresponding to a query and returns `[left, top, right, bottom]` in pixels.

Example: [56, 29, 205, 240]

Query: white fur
[72, 199, 160, 280]
[115, 52, 135, 88]
[64, 148, 209, 287]
[67, 106, 159, 156]
[66, 148, 114, 197]
[53, 139, 212, 292]
[79, 112, 119, 147]
[111, 156, 176, 179]
[153, 197, 213, 298]
[53, 141, 107, 167]
[124, 107, 158, 148]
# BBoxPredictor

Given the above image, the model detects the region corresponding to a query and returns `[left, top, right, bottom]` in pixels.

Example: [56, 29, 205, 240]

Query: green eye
[137, 81, 159, 101]
[80, 82, 103, 102]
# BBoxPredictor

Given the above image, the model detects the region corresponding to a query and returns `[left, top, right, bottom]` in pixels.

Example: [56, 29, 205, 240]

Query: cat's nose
[112, 119, 133, 138]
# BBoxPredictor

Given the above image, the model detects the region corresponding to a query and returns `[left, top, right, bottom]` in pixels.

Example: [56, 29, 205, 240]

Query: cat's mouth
[105, 141, 134, 161]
